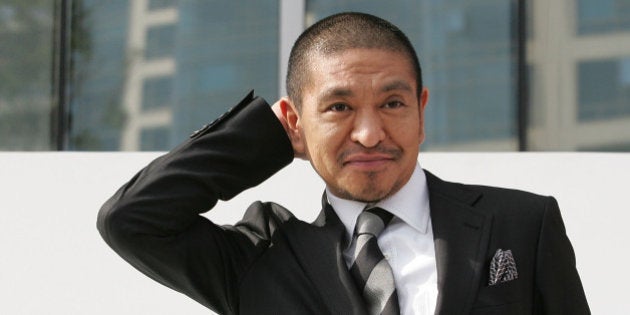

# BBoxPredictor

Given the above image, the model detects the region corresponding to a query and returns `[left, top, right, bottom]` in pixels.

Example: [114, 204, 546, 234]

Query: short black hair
[286, 12, 423, 109]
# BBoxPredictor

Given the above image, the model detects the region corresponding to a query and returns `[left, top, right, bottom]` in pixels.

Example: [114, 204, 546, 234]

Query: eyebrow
[381, 80, 413, 93]
[317, 87, 354, 104]
[317, 80, 414, 104]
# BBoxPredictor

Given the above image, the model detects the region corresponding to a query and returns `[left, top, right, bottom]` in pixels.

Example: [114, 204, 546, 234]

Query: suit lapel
[426, 171, 492, 314]
[283, 196, 366, 315]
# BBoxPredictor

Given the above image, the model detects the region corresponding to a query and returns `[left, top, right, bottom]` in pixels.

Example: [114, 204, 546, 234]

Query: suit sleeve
[96, 92, 294, 314]
[535, 197, 590, 314]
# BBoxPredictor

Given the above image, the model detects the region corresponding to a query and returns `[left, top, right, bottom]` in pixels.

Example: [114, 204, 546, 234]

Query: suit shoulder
[447, 181, 560, 235]
[468, 183, 550, 203]
[426, 171, 554, 217]
[466, 183, 558, 223]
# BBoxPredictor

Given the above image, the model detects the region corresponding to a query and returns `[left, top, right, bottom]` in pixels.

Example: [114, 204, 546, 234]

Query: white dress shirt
[327, 163, 438, 315]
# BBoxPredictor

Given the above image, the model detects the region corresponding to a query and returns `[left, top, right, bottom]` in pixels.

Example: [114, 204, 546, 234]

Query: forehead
[303, 48, 417, 96]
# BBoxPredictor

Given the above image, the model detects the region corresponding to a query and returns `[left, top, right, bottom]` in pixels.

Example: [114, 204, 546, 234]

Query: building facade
[1, 0, 628, 151]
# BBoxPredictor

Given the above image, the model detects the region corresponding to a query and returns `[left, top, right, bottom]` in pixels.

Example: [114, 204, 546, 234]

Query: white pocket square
[488, 248, 518, 286]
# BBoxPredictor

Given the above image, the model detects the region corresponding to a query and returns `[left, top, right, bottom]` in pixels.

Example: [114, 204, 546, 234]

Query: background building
[1, 0, 629, 151]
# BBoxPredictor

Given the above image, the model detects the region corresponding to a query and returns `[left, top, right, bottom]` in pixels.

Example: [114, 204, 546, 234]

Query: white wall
[0, 152, 627, 314]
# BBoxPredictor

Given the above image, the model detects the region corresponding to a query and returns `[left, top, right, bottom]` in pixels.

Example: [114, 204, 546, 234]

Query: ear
[418, 87, 429, 144]
[279, 97, 306, 159]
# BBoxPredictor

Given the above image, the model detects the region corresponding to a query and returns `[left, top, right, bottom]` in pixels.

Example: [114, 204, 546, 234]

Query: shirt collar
[327, 163, 431, 241]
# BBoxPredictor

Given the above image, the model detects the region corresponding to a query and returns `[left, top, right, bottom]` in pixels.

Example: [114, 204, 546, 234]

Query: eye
[328, 103, 351, 112]
[382, 101, 405, 109]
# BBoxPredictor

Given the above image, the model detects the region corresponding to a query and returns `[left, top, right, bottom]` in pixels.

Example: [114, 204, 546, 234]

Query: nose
[350, 109, 386, 148]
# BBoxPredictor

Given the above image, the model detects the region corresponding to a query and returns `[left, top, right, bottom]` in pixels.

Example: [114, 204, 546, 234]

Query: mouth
[342, 153, 395, 170]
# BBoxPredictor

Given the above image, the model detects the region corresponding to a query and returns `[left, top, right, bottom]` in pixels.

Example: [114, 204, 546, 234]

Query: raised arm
[97, 92, 294, 313]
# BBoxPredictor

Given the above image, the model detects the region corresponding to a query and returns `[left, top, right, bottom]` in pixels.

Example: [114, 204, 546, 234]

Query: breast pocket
[470, 279, 526, 314]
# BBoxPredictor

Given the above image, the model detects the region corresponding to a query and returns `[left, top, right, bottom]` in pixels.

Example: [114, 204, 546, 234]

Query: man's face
[292, 48, 428, 202]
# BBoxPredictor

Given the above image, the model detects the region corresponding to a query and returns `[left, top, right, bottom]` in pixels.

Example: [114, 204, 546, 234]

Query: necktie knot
[354, 207, 393, 237]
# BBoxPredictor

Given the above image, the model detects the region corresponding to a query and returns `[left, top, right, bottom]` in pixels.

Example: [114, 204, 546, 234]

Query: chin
[329, 171, 403, 202]
[337, 183, 396, 203]
[350, 194, 388, 204]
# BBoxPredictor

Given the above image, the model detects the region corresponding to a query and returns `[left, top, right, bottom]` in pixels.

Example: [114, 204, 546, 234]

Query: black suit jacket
[98, 92, 589, 314]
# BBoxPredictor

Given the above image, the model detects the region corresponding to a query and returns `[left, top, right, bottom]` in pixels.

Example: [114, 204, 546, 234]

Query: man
[98, 12, 589, 315]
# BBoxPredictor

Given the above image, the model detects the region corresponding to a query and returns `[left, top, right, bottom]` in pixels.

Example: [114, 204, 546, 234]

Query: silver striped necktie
[349, 207, 400, 315]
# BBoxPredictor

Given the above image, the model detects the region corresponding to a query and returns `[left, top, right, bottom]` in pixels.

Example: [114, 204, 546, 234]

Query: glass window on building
[142, 76, 173, 110]
[306, 0, 518, 150]
[141, 125, 171, 151]
[68, 0, 129, 151]
[577, 0, 630, 35]
[0, 1, 55, 150]
[145, 24, 176, 60]
[148, 0, 176, 11]
[578, 57, 630, 121]
[526, 0, 630, 151]
[67, 0, 279, 151]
